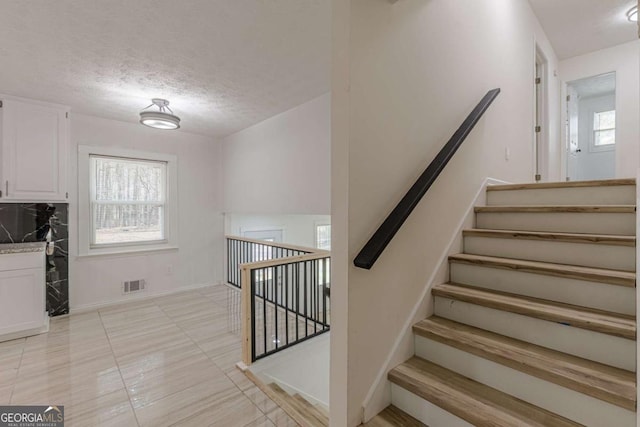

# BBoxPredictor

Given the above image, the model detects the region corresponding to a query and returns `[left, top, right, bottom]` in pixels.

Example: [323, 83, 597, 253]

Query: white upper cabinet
[1, 97, 69, 201]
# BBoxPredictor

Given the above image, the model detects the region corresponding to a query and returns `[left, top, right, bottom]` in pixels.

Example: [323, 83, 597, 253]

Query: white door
[1, 98, 68, 201]
[566, 86, 579, 181]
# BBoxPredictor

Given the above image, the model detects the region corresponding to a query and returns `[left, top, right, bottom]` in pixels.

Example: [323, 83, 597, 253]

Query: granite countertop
[0, 242, 46, 254]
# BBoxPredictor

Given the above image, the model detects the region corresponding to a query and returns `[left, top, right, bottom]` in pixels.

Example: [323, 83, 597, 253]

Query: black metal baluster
[274, 264, 279, 351]
[324, 257, 329, 328]
[284, 263, 289, 345]
[235, 240, 239, 287]
[313, 259, 318, 333]
[236, 240, 240, 286]
[303, 261, 308, 338]
[233, 240, 241, 287]
[262, 267, 267, 358]
[233, 240, 237, 286]
[251, 269, 257, 362]
[295, 261, 300, 341]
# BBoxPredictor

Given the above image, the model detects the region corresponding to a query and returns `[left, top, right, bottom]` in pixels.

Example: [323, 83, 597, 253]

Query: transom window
[90, 155, 167, 247]
[593, 110, 615, 147]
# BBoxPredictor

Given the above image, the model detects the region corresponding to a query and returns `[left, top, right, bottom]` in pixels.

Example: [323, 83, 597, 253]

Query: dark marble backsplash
[0, 203, 69, 316]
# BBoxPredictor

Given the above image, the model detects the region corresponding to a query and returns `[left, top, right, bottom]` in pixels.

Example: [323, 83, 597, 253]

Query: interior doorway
[565, 72, 616, 181]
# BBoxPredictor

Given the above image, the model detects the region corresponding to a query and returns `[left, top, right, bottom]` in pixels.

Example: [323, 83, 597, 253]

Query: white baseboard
[360, 177, 510, 422]
[0, 314, 49, 343]
[70, 281, 222, 314]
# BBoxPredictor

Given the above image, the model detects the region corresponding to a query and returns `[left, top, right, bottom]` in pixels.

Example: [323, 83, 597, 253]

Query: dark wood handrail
[353, 88, 501, 270]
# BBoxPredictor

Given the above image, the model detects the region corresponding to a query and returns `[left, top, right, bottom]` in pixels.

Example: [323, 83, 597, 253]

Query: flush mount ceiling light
[139, 98, 181, 130]
[627, 5, 638, 22]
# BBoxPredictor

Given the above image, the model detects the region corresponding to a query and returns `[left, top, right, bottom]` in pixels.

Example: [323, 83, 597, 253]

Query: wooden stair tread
[475, 205, 636, 213]
[463, 229, 635, 246]
[314, 403, 329, 419]
[389, 356, 585, 426]
[449, 253, 636, 287]
[362, 405, 428, 426]
[268, 383, 328, 427]
[293, 394, 330, 425]
[412, 317, 636, 410]
[432, 283, 636, 339]
[487, 178, 635, 191]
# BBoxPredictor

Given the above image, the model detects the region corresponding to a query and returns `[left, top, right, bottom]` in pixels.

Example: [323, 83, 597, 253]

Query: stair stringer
[360, 177, 510, 423]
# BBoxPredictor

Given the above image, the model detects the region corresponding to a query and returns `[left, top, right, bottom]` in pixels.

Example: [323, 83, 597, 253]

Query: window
[78, 146, 178, 256]
[315, 224, 331, 250]
[91, 156, 166, 246]
[593, 110, 615, 147]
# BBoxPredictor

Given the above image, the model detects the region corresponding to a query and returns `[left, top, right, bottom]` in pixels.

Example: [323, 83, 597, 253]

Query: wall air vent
[123, 279, 146, 294]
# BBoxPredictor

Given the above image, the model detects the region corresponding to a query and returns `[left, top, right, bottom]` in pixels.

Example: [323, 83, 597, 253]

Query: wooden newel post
[241, 266, 253, 366]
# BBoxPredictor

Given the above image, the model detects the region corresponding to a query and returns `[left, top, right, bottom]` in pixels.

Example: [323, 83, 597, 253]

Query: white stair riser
[414, 336, 635, 426]
[487, 186, 636, 206]
[433, 297, 635, 371]
[450, 262, 636, 315]
[463, 236, 635, 271]
[476, 212, 635, 235]
[391, 384, 474, 427]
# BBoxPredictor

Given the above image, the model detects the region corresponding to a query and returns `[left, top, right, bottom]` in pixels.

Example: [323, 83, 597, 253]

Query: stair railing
[226, 236, 330, 365]
[226, 236, 314, 288]
[354, 88, 501, 270]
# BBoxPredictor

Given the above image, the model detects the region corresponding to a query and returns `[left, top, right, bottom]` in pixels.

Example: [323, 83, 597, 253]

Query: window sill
[589, 146, 615, 153]
[77, 245, 179, 259]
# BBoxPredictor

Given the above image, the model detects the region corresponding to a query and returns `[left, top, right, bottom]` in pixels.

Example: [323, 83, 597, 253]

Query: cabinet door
[0, 268, 45, 336]
[2, 98, 68, 201]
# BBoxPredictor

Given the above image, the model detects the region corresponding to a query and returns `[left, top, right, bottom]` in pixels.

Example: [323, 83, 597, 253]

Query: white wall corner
[360, 177, 510, 422]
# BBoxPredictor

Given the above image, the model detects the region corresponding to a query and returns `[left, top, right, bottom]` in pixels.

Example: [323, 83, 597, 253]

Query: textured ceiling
[568, 72, 616, 98]
[528, 0, 639, 60]
[0, 0, 330, 138]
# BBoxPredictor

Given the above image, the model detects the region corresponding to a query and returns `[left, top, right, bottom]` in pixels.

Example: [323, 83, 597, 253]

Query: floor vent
[123, 279, 146, 294]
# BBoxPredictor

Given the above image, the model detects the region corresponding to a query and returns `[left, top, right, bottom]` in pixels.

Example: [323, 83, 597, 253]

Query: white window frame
[78, 146, 178, 256]
[589, 109, 616, 153]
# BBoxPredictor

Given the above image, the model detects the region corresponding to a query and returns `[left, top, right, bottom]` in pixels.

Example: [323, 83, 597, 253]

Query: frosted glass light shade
[140, 111, 180, 130]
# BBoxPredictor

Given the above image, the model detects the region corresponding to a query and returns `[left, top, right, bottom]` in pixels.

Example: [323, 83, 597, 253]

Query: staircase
[387, 178, 637, 426]
[267, 382, 330, 427]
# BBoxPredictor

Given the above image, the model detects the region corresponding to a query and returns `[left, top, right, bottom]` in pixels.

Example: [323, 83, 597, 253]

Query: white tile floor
[0, 284, 299, 426]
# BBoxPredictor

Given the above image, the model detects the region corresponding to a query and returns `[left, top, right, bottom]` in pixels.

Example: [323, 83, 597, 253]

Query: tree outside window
[90, 155, 167, 247]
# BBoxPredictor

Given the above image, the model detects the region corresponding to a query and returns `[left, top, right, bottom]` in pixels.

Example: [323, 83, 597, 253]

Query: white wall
[250, 333, 330, 408]
[559, 40, 640, 179]
[225, 213, 330, 249]
[69, 114, 223, 311]
[576, 93, 616, 180]
[222, 93, 331, 215]
[331, 1, 559, 425]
